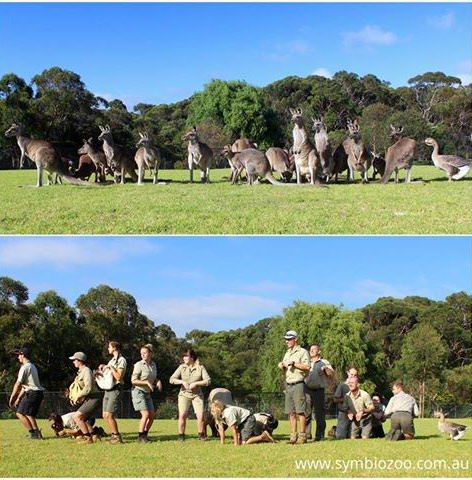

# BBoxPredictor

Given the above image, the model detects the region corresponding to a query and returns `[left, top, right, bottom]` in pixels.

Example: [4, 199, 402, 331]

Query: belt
[286, 381, 304, 386]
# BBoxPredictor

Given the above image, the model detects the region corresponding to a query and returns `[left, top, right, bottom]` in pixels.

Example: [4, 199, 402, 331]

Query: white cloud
[312, 68, 333, 79]
[343, 25, 397, 47]
[342, 279, 410, 304]
[456, 59, 472, 86]
[140, 293, 283, 336]
[0, 238, 161, 269]
[241, 281, 296, 293]
[262, 39, 310, 62]
[427, 12, 455, 30]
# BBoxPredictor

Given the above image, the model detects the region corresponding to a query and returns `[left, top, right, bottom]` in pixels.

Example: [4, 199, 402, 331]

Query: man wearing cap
[69, 351, 102, 444]
[278, 330, 310, 444]
[9, 346, 44, 439]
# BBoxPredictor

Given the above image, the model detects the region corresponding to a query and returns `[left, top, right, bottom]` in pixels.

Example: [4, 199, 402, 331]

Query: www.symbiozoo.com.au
[294, 457, 470, 473]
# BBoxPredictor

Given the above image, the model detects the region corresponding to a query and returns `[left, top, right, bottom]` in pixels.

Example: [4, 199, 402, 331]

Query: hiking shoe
[109, 434, 123, 445]
[287, 434, 298, 444]
[77, 435, 94, 445]
[296, 433, 307, 444]
[138, 435, 148, 443]
[198, 433, 207, 441]
[178, 434, 185, 442]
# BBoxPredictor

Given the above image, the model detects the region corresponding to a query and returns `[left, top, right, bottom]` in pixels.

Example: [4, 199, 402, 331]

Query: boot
[77, 434, 94, 444]
[109, 433, 123, 445]
[296, 432, 307, 444]
[138, 432, 148, 443]
[29, 429, 40, 440]
[198, 432, 207, 441]
[178, 433, 185, 442]
[287, 433, 298, 444]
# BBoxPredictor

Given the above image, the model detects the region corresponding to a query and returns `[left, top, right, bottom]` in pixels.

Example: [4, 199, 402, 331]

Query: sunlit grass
[0, 166, 470, 234]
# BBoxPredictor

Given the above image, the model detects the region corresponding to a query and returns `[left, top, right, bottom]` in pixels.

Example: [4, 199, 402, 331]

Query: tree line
[1, 68, 471, 169]
[1, 276, 470, 412]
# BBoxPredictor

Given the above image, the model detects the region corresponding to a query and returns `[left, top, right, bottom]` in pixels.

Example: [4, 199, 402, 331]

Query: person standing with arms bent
[305, 344, 334, 441]
[170, 349, 211, 441]
[9, 346, 44, 439]
[278, 330, 310, 444]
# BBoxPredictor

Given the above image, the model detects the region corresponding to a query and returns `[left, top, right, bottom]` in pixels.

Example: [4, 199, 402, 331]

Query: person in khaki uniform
[345, 377, 374, 439]
[170, 349, 211, 441]
[131, 344, 162, 443]
[277, 330, 310, 444]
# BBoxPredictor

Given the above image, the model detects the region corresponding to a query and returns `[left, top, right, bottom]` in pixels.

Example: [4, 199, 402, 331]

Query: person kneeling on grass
[48, 412, 104, 438]
[345, 377, 375, 439]
[210, 400, 275, 445]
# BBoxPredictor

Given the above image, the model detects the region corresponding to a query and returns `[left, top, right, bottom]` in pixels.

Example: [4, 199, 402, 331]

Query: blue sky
[0, 236, 469, 337]
[1, 3, 471, 108]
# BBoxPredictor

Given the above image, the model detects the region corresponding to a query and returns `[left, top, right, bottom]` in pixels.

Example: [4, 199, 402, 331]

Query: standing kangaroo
[182, 126, 212, 183]
[98, 125, 138, 184]
[345, 119, 371, 183]
[77, 138, 108, 182]
[381, 125, 416, 184]
[135, 132, 162, 185]
[289, 108, 321, 185]
[4, 123, 88, 187]
[311, 117, 333, 182]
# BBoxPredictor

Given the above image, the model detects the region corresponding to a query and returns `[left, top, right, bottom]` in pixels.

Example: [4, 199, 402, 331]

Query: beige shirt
[222, 406, 251, 428]
[385, 391, 419, 417]
[282, 344, 310, 384]
[346, 388, 373, 414]
[170, 362, 211, 398]
[17, 362, 44, 392]
[132, 360, 157, 392]
[107, 355, 127, 384]
[71, 366, 98, 397]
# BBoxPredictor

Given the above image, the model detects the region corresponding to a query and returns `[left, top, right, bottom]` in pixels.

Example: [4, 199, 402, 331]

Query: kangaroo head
[221, 144, 232, 157]
[311, 116, 325, 133]
[183, 126, 198, 142]
[289, 108, 304, 126]
[78, 137, 94, 155]
[390, 124, 404, 140]
[347, 119, 360, 138]
[98, 125, 112, 142]
[5, 123, 24, 137]
[136, 131, 150, 148]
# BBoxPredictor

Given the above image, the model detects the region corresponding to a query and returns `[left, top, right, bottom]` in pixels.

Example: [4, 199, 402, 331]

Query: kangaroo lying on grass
[98, 125, 138, 184]
[5, 123, 90, 187]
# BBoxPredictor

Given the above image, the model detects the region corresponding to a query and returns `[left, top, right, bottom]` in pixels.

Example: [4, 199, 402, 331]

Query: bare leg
[244, 431, 275, 444]
[196, 411, 205, 435]
[16, 412, 33, 431]
[103, 411, 119, 435]
[145, 409, 155, 432]
[289, 412, 297, 435]
[138, 410, 151, 433]
[178, 412, 188, 435]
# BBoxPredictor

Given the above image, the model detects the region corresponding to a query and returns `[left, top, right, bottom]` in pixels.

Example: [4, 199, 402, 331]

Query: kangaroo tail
[265, 173, 284, 185]
[60, 174, 100, 187]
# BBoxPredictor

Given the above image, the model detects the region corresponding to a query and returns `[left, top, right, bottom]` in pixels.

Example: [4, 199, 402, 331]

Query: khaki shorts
[103, 389, 122, 415]
[178, 394, 204, 417]
[285, 382, 307, 415]
[391, 411, 415, 436]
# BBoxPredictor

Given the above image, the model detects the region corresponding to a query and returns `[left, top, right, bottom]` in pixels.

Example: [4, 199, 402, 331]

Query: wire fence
[0, 391, 470, 420]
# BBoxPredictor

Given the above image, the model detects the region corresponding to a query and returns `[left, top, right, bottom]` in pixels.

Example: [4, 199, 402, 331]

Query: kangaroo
[229, 148, 284, 185]
[77, 138, 108, 182]
[345, 118, 371, 183]
[4, 123, 89, 187]
[98, 125, 138, 184]
[311, 116, 333, 182]
[371, 152, 386, 180]
[135, 132, 162, 185]
[289, 108, 321, 184]
[182, 126, 212, 183]
[70, 154, 96, 181]
[425, 137, 470, 181]
[265, 147, 293, 182]
[381, 125, 416, 184]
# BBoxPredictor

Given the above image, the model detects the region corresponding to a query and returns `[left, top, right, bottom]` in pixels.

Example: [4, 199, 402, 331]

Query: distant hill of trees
[1, 276, 470, 411]
[1, 68, 471, 169]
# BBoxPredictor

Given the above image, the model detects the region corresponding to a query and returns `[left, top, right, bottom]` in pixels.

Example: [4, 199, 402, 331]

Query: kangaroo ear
[99, 125, 104, 132]
[82, 138, 87, 143]
[106, 124, 111, 131]
[193, 125, 197, 132]
[289, 108, 295, 115]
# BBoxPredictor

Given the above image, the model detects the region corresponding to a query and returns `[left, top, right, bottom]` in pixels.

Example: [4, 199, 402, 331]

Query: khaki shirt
[170, 363, 211, 398]
[17, 362, 44, 392]
[209, 387, 233, 406]
[72, 366, 98, 397]
[132, 360, 157, 392]
[282, 344, 310, 384]
[346, 388, 373, 414]
[385, 391, 419, 417]
[222, 406, 251, 428]
[107, 355, 127, 385]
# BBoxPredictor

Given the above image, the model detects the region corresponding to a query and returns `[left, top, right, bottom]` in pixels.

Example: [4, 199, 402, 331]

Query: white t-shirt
[61, 412, 78, 430]
[17, 362, 44, 391]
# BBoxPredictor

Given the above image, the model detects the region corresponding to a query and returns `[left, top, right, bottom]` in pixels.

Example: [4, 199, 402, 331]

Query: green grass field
[0, 167, 470, 234]
[0, 419, 470, 477]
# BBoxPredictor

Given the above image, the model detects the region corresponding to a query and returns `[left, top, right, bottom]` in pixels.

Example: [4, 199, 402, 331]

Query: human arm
[230, 424, 240, 446]
[413, 401, 419, 418]
[321, 361, 334, 376]
[169, 365, 186, 387]
[131, 363, 154, 391]
[189, 365, 211, 390]
[218, 423, 225, 445]
[384, 397, 394, 418]
[9, 381, 23, 407]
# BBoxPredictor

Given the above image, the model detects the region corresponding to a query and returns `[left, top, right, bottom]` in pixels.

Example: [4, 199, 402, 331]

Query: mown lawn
[0, 418, 470, 477]
[0, 166, 470, 234]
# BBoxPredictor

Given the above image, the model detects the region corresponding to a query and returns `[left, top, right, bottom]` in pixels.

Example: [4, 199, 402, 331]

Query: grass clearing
[0, 418, 470, 477]
[0, 167, 470, 234]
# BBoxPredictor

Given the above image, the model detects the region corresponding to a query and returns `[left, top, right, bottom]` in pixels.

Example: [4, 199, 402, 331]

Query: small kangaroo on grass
[135, 132, 162, 185]
[182, 126, 212, 183]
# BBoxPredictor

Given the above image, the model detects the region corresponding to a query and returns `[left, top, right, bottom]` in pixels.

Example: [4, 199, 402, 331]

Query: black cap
[11, 346, 31, 357]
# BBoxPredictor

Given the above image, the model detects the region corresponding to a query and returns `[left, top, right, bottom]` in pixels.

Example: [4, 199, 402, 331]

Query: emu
[135, 132, 162, 185]
[381, 125, 416, 184]
[289, 108, 321, 184]
[98, 125, 138, 184]
[4, 123, 88, 187]
[425, 137, 470, 181]
[182, 126, 212, 183]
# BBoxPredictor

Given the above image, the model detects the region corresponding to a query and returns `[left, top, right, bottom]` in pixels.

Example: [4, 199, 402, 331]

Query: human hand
[347, 412, 354, 421]
[278, 362, 284, 369]
[182, 382, 190, 390]
[156, 380, 163, 392]
[188, 382, 196, 390]
[355, 412, 363, 422]
[147, 381, 154, 392]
